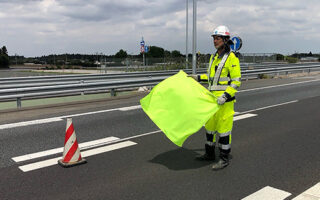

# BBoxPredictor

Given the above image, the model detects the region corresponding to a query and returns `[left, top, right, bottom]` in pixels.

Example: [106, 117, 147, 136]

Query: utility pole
[141, 37, 145, 66]
[186, 0, 188, 69]
[192, 0, 197, 74]
[143, 52, 145, 66]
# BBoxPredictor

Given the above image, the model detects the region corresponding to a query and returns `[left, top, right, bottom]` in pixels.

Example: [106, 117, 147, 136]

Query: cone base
[58, 158, 87, 168]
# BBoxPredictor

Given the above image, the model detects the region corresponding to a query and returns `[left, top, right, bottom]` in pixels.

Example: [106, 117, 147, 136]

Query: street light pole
[186, 0, 188, 69]
[192, 0, 197, 74]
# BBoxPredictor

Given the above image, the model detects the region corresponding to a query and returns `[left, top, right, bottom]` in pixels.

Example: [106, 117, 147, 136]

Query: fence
[1, 63, 320, 108]
[96, 53, 280, 71]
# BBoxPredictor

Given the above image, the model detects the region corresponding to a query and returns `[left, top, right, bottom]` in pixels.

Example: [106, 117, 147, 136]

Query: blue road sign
[144, 46, 149, 53]
[230, 36, 242, 52]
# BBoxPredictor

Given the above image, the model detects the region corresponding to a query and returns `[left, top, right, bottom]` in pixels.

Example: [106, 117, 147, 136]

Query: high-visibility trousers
[205, 101, 234, 154]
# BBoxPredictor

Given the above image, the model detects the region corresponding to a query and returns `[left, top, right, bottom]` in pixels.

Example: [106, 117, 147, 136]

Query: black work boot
[196, 144, 215, 161]
[212, 153, 229, 170]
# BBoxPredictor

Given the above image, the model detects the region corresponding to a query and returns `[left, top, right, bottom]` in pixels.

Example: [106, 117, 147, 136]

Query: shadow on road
[149, 147, 212, 171]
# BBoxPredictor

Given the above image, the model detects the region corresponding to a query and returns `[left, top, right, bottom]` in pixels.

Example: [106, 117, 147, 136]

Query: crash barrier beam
[0, 65, 319, 108]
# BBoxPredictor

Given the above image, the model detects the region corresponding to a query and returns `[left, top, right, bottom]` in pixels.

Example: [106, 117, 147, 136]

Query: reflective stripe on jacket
[199, 51, 241, 98]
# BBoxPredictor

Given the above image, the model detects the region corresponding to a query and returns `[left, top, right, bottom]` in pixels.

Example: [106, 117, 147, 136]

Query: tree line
[0, 46, 9, 68]
[3, 45, 320, 68]
[7, 46, 187, 67]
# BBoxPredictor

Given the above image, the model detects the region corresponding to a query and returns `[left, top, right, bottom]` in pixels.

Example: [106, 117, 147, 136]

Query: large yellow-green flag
[140, 70, 220, 147]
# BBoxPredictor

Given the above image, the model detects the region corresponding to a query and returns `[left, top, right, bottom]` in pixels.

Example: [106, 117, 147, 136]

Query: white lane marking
[97, 114, 256, 145]
[292, 182, 320, 200]
[16, 113, 257, 172]
[1, 77, 310, 130]
[99, 130, 162, 144]
[119, 105, 141, 111]
[81, 141, 136, 157]
[13, 111, 256, 164]
[19, 141, 137, 172]
[234, 113, 257, 121]
[241, 186, 291, 200]
[0, 118, 63, 130]
[19, 157, 58, 172]
[1, 79, 317, 130]
[238, 79, 320, 93]
[293, 75, 320, 80]
[12, 136, 119, 163]
[239, 100, 298, 115]
[0, 105, 141, 130]
[61, 108, 119, 118]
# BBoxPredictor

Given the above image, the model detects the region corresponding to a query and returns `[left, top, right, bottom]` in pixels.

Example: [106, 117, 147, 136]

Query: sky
[0, 0, 319, 57]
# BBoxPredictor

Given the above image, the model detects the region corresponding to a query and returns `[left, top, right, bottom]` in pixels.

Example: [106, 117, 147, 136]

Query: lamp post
[186, 0, 189, 69]
[192, 0, 197, 74]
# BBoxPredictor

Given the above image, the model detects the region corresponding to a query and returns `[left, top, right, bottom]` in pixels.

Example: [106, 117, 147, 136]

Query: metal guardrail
[0, 64, 319, 108]
[1, 63, 319, 89]
[0, 69, 192, 84]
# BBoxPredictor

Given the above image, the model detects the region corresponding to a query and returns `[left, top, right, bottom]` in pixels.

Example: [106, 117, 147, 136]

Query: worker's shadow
[149, 147, 211, 171]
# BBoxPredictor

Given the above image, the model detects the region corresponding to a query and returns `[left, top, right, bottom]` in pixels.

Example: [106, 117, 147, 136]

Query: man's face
[213, 36, 224, 49]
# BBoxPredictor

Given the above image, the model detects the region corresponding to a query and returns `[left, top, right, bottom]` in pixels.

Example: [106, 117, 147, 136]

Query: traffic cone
[58, 118, 86, 167]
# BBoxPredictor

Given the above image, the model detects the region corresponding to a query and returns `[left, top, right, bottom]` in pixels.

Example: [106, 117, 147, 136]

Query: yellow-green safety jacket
[199, 51, 241, 101]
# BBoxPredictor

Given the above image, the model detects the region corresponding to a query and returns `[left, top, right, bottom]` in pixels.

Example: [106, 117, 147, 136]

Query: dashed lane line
[238, 79, 320, 93]
[12, 113, 257, 163]
[118, 105, 141, 111]
[0, 105, 259, 131]
[14, 113, 257, 172]
[241, 182, 320, 200]
[0, 105, 141, 130]
[12, 136, 119, 163]
[18, 141, 137, 172]
[233, 113, 257, 121]
[0, 118, 63, 130]
[292, 182, 320, 200]
[0, 78, 317, 130]
[241, 186, 291, 200]
[238, 100, 298, 115]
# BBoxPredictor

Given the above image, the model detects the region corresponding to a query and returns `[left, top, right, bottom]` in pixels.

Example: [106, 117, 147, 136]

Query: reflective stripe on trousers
[218, 133, 231, 154]
[205, 130, 231, 154]
[206, 131, 216, 146]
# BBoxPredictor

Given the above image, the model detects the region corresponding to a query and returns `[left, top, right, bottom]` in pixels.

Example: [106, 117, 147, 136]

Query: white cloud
[0, 0, 319, 56]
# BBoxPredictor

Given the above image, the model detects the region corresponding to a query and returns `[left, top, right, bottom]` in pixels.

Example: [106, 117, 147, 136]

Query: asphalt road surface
[0, 74, 319, 200]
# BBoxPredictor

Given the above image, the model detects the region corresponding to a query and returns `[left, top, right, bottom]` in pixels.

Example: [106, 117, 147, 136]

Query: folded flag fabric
[140, 70, 220, 147]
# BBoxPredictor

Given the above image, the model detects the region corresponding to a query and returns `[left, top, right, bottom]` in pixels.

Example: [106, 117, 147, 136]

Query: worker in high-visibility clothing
[190, 25, 241, 170]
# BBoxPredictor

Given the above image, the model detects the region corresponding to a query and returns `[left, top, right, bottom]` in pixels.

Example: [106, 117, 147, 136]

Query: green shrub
[258, 74, 272, 79]
[285, 56, 298, 63]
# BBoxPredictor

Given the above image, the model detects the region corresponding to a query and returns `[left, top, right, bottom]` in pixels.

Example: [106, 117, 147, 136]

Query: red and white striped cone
[58, 118, 86, 167]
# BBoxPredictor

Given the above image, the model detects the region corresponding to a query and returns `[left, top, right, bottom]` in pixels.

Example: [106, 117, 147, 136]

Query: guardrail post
[17, 97, 22, 108]
[80, 80, 84, 95]
[111, 89, 116, 97]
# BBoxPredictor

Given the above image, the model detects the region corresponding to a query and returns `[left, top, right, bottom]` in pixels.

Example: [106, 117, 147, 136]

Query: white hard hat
[212, 25, 230, 37]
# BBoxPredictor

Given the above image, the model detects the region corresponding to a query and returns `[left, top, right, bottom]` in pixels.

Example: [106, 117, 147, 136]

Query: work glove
[217, 93, 228, 105]
[187, 74, 198, 81]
